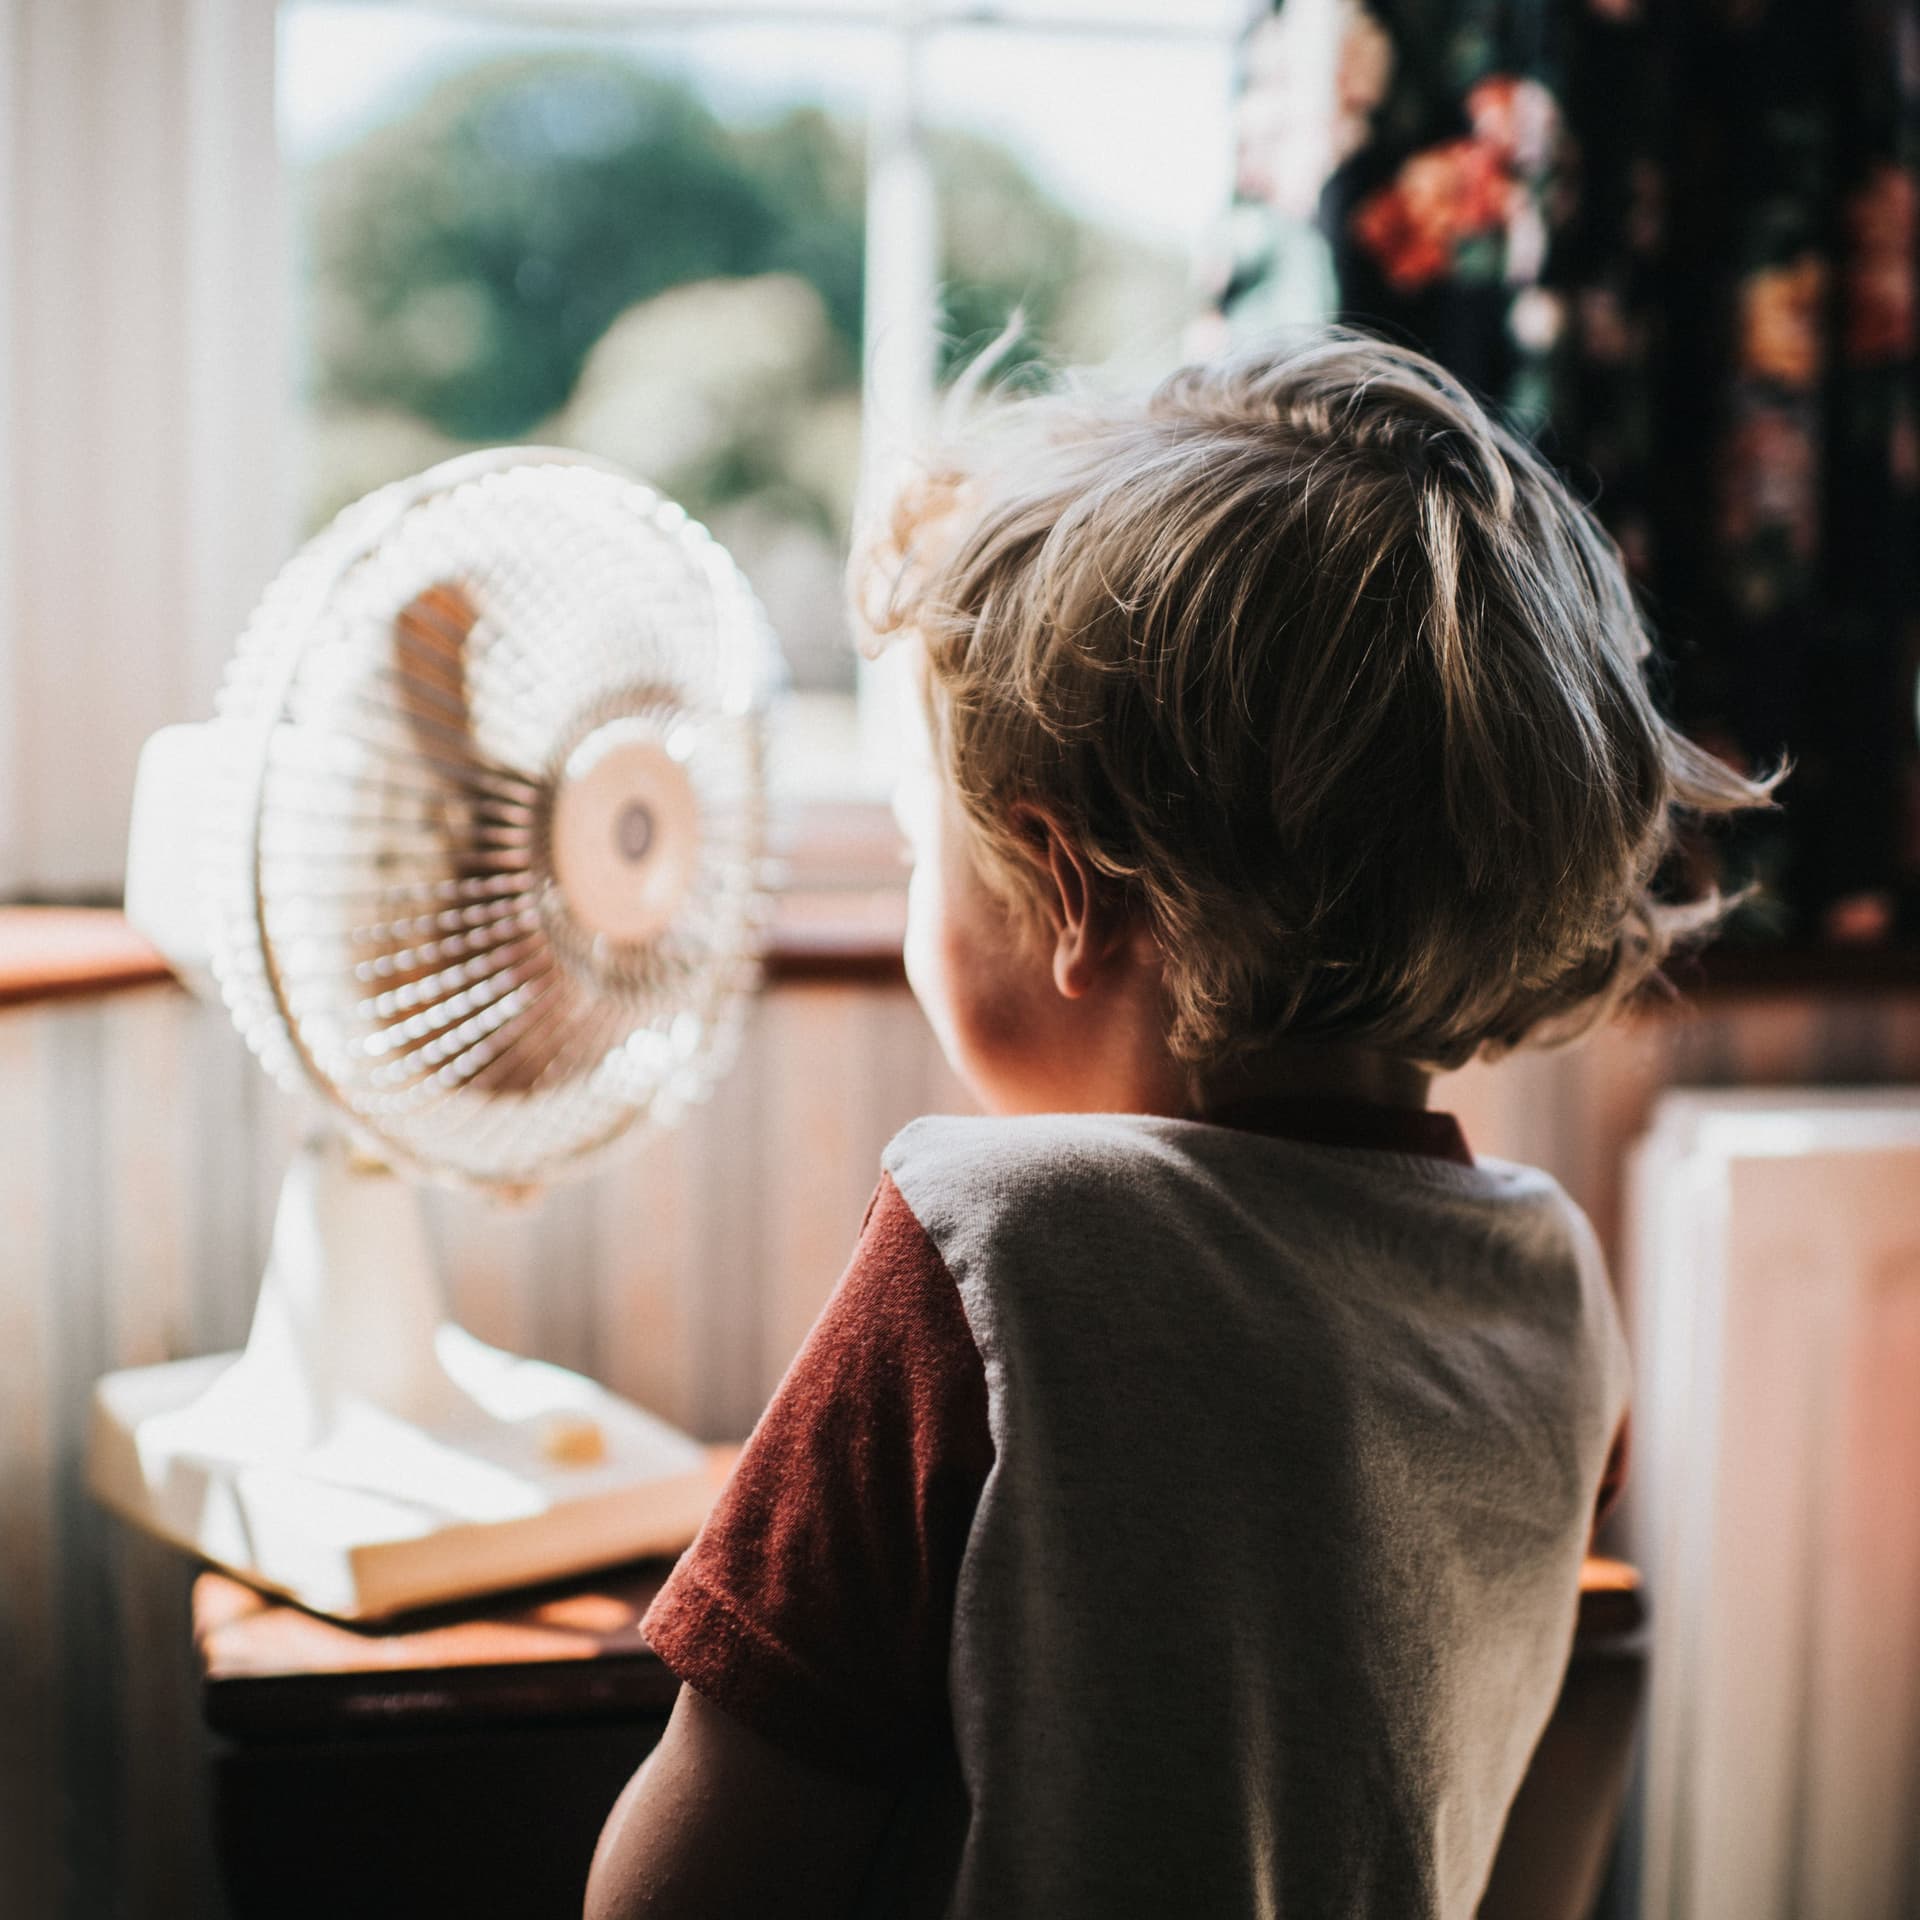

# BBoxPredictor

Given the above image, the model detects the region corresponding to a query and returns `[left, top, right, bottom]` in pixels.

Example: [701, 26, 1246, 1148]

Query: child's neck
[998, 941, 1433, 1120]
[1027, 998, 1432, 1121]
[1195, 1043, 1433, 1118]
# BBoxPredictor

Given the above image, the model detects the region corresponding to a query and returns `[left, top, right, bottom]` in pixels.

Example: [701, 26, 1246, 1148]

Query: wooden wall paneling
[99, 990, 195, 1373]
[438, 1176, 600, 1380]
[38, 1001, 130, 1920]
[184, 995, 269, 1361]
[757, 985, 882, 1402]
[107, 1530, 220, 1920]
[684, 998, 771, 1443]
[590, 1109, 702, 1436]
[179, 0, 291, 716]
[1656, 999, 1741, 1087]
[869, 983, 973, 1131]
[1565, 1015, 1671, 1263]
[752, 985, 971, 1411]
[533, 1182, 603, 1384]
[98, 988, 220, 1917]
[426, 1183, 541, 1363]
[899, 990, 976, 1122]
[0, 1010, 62, 1917]
[429, 1129, 609, 1384]
[587, 984, 966, 1446]
[1447, 1001, 1920, 1281]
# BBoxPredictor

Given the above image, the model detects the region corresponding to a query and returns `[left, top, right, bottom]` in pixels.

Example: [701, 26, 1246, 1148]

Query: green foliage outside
[302, 60, 1095, 438]
[298, 51, 1188, 684]
[304, 59, 869, 443]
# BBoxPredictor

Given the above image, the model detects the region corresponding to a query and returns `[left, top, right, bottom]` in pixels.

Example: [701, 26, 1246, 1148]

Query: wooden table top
[194, 1442, 746, 1738]
[194, 1556, 684, 1738]
[195, 1544, 1644, 1743]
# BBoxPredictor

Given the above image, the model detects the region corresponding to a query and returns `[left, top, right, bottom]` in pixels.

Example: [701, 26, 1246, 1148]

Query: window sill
[0, 893, 909, 1019]
[7, 888, 1915, 1019]
[0, 909, 181, 1012]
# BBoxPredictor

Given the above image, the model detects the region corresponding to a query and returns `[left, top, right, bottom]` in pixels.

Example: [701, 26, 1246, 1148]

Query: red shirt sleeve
[640, 1172, 993, 1779]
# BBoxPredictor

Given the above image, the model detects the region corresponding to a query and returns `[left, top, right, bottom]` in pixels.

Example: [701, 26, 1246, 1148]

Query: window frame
[0, 0, 1251, 901]
[284, 0, 1254, 825]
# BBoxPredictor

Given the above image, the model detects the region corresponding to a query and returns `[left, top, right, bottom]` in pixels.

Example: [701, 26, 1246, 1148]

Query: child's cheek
[944, 921, 1053, 1114]
[904, 855, 1041, 1112]
[902, 858, 956, 1056]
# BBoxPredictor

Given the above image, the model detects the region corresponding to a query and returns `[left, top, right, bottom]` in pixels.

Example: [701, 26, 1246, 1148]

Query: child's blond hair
[853, 329, 1778, 1074]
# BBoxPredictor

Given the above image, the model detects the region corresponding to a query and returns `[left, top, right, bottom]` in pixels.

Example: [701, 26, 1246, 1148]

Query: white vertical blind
[0, 0, 290, 900]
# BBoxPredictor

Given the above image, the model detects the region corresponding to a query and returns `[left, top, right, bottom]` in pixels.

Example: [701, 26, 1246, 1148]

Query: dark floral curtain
[1207, 0, 1920, 954]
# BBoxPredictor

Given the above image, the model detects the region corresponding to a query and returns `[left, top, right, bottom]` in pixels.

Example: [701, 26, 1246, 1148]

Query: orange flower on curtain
[1349, 77, 1561, 291]
[1844, 162, 1917, 367]
[1219, 0, 1920, 953]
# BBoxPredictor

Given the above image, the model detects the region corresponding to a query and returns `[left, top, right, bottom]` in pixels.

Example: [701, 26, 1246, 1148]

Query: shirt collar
[1199, 1095, 1474, 1168]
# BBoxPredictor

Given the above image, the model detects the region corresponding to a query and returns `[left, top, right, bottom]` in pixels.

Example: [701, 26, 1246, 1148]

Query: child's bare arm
[584, 1683, 895, 1920]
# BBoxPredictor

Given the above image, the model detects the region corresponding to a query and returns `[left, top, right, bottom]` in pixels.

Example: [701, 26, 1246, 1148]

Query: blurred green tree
[302, 51, 1092, 445]
[298, 50, 1183, 687]
[305, 56, 861, 439]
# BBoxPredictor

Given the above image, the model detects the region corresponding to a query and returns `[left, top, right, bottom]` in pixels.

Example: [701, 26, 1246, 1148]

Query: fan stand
[88, 1134, 721, 1620]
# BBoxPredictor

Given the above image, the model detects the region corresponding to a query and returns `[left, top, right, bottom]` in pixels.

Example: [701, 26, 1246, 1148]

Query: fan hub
[551, 720, 701, 947]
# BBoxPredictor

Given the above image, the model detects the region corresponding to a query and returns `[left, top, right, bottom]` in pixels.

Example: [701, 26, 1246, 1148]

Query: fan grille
[205, 454, 780, 1188]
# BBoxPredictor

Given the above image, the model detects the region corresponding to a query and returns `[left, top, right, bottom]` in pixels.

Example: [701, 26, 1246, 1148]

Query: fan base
[89, 1332, 727, 1621]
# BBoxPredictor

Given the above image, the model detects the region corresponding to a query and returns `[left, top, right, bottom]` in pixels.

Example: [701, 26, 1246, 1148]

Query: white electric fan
[90, 448, 782, 1620]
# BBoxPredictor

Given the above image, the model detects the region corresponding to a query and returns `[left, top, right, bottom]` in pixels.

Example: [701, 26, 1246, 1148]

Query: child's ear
[1009, 805, 1116, 1001]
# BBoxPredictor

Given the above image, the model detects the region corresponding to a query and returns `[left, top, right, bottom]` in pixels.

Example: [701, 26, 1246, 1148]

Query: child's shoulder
[881, 1112, 1218, 1266]
[882, 1109, 1587, 1270]
[882, 1110, 1189, 1215]
[884, 1108, 1557, 1197]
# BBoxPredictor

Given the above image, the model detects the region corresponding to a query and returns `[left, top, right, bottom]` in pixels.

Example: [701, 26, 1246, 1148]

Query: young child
[585, 330, 1773, 1919]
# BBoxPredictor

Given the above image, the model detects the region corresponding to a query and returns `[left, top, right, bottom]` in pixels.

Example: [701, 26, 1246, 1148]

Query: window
[280, 1, 1247, 812]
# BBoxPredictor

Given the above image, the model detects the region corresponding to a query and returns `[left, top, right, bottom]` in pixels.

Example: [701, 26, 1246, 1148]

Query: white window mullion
[852, 6, 939, 794]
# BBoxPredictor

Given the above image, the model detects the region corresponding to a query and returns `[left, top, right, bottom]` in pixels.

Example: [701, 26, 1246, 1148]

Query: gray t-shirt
[881, 1111, 1629, 1920]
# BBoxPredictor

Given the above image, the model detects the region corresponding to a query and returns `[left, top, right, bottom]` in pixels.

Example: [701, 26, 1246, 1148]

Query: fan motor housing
[549, 716, 702, 949]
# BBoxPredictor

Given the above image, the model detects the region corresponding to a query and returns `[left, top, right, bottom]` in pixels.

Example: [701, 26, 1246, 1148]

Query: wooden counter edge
[10, 902, 1916, 1018]
[0, 900, 917, 1015]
